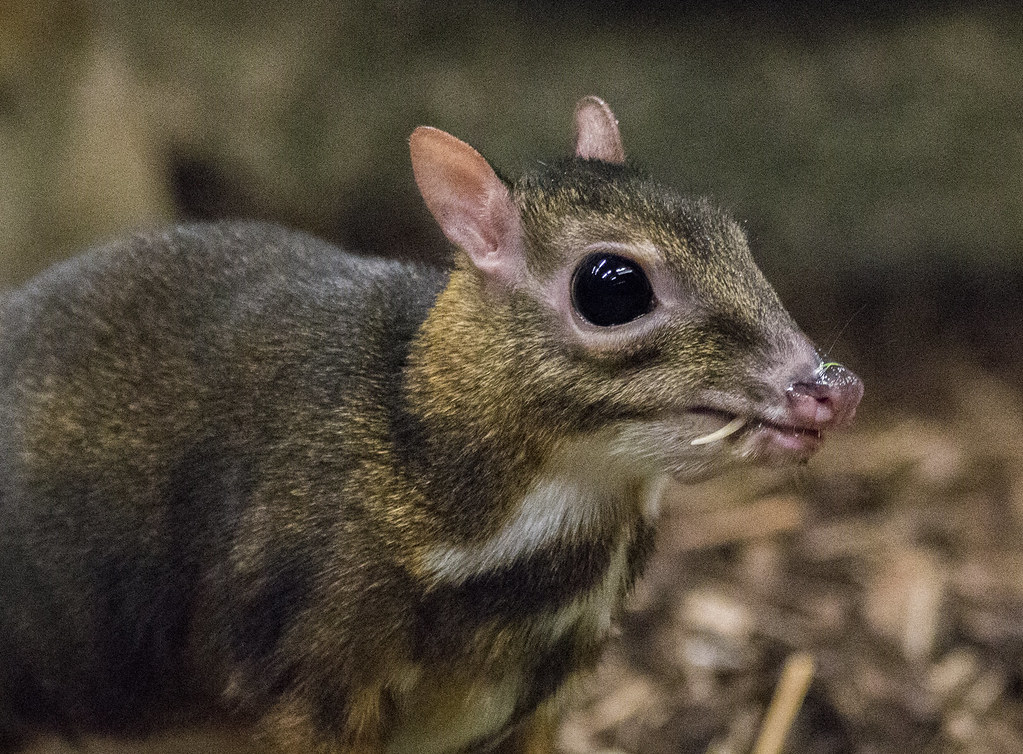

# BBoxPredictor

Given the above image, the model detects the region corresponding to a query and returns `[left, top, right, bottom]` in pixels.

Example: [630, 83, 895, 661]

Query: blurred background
[3, 0, 1023, 401]
[5, 2, 1023, 752]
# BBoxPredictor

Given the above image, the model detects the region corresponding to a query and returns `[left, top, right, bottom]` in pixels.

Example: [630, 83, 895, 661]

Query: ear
[410, 126, 523, 285]
[574, 96, 625, 164]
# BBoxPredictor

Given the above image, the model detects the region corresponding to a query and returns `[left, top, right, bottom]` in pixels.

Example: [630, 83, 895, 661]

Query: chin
[739, 422, 824, 465]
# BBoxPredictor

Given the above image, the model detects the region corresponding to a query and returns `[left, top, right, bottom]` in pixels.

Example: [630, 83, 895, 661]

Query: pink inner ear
[410, 126, 523, 283]
[574, 96, 625, 164]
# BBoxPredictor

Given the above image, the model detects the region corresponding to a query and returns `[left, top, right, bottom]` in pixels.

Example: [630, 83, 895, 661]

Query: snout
[787, 362, 864, 430]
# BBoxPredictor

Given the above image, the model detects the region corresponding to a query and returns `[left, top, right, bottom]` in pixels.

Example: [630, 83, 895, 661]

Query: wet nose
[787, 362, 864, 429]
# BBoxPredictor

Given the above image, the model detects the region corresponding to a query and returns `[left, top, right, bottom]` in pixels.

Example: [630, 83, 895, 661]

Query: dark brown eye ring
[571, 253, 654, 327]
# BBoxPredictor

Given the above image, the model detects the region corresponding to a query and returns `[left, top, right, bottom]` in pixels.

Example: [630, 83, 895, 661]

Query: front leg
[488, 702, 560, 754]
[258, 684, 388, 754]
[258, 674, 561, 754]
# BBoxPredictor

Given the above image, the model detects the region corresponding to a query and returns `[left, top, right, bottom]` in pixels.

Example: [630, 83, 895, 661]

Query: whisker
[822, 303, 868, 357]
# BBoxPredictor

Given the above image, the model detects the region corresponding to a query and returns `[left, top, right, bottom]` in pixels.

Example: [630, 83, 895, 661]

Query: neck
[396, 267, 664, 563]
[415, 430, 666, 587]
[395, 268, 562, 539]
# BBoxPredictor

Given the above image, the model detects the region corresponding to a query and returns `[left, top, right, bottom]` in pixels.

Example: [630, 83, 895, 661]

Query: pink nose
[787, 363, 864, 429]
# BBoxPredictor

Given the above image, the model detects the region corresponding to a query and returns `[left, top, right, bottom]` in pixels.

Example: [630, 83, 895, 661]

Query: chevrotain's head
[410, 97, 862, 482]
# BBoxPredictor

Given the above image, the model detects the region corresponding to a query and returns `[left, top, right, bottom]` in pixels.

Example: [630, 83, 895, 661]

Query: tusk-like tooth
[690, 416, 746, 446]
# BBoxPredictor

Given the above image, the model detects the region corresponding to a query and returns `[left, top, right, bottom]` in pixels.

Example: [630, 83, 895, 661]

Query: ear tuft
[574, 96, 625, 165]
[410, 126, 522, 284]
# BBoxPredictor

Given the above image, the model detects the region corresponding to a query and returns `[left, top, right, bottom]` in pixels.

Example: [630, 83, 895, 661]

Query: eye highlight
[571, 253, 654, 327]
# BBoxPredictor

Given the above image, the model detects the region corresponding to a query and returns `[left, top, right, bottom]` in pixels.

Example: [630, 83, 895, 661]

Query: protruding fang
[690, 416, 747, 446]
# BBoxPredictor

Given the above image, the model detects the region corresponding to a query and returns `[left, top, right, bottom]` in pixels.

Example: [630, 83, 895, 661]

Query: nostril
[798, 362, 864, 425]
[788, 381, 834, 404]
[786, 382, 837, 427]
[785, 362, 864, 428]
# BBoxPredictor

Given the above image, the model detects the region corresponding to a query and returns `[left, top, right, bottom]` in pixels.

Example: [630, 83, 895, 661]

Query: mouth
[688, 408, 824, 458]
[690, 415, 747, 445]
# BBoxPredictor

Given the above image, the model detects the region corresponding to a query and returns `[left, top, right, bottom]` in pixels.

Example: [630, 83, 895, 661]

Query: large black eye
[571, 253, 654, 327]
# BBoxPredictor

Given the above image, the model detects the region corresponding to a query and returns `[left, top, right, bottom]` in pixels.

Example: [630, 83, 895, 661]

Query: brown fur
[0, 99, 859, 752]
